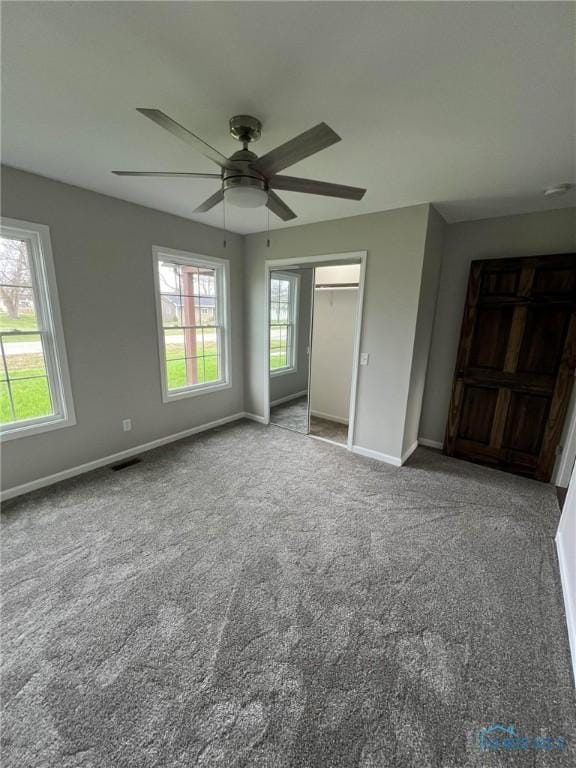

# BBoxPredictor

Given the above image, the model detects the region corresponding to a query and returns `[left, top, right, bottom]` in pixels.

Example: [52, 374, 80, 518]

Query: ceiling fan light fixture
[224, 185, 268, 208]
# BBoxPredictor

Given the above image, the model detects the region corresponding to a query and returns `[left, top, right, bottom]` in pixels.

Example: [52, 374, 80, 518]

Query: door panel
[458, 387, 498, 444]
[502, 393, 550, 455]
[469, 307, 513, 369]
[517, 306, 571, 375]
[444, 254, 576, 481]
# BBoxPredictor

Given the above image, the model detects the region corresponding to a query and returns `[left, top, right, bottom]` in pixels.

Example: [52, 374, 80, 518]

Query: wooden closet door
[444, 254, 576, 482]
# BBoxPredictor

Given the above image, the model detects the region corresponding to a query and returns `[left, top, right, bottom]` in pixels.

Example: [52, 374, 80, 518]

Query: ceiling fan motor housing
[229, 115, 262, 144]
[223, 148, 268, 199]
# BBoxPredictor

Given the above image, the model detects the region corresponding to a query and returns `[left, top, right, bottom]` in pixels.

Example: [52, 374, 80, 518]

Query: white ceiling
[2, 2, 575, 234]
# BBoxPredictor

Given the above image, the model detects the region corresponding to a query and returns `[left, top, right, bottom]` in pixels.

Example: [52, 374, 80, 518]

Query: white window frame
[269, 271, 300, 377]
[152, 246, 231, 402]
[0, 217, 76, 441]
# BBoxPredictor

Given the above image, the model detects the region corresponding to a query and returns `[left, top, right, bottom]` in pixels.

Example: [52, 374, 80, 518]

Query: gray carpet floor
[2, 420, 575, 767]
[310, 416, 348, 446]
[270, 396, 308, 433]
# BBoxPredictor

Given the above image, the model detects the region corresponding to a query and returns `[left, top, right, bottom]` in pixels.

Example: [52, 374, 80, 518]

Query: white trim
[351, 440, 416, 467]
[0, 217, 76, 441]
[310, 409, 349, 425]
[418, 437, 443, 450]
[346, 255, 366, 450]
[152, 246, 232, 403]
[1, 412, 246, 501]
[263, 250, 367, 448]
[554, 392, 576, 488]
[402, 440, 419, 464]
[556, 459, 576, 685]
[351, 444, 402, 467]
[270, 390, 308, 408]
[556, 531, 576, 687]
[242, 411, 268, 424]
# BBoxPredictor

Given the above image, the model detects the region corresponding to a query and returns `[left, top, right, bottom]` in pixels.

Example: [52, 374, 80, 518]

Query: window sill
[270, 367, 297, 378]
[1, 414, 76, 442]
[162, 379, 232, 403]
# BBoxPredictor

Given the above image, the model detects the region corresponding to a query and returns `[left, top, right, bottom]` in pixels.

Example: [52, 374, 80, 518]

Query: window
[269, 272, 299, 375]
[153, 247, 231, 401]
[0, 218, 75, 440]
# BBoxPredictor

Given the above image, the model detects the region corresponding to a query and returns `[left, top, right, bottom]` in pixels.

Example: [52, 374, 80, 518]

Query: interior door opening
[267, 256, 365, 450]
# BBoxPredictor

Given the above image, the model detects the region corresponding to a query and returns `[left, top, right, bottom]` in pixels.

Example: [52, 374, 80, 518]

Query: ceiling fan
[112, 110, 366, 221]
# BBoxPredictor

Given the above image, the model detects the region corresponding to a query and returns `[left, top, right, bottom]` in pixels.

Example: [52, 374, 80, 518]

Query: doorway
[266, 252, 366, 450]
[308, 264, 361, 445]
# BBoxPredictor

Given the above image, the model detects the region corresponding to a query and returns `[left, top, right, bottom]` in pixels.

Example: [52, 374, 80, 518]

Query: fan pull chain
[222, 197, 227, 249]
[266, 206, 270, 248]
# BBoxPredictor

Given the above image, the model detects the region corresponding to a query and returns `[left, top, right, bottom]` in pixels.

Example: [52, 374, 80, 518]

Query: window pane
[157, 255, 226, 394]
[197, 268, 216, 297]
[11, 376, 53, 421]
[271, 278, 280, 301]
[166, 359, 186, 390]
[160, 295, 182, 327]
[0, 381, 13, 423]
[158, 261, 180, 294]
[279, 279, 290, 301]
[204, 356, 219, 383]
[5, 336, 48, 379]
[202, 327, 218, 356]
[180, 265, 198, 296]
[164, 330, 185, 360]
[0, 287, 38, 332]
[0, 237, 33, 287]
[181, 294, 201, 327]
[278, 303, 289, 323]
[183, 327, 202, 358]
[199, 298, 216, 326]
[185, 357, 204, 386]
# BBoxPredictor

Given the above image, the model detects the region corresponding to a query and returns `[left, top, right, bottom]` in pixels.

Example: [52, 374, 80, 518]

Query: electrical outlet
[360, 352, 369, 366]
[122, 419, 132, 432]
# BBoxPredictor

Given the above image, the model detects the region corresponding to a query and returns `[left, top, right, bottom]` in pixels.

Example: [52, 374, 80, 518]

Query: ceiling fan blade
[251, 123, 340, 176]
[270, 175, 366, 200]
[136, 109, 232, 169]
[266, 191, 297, 221]
[112, 171, 221, 178]
[194, 188, 224, 213]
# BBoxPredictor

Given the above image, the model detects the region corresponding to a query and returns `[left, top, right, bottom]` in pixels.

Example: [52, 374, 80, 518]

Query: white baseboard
[242, 412, 268, 424]
[402, 440, 419, 464]
[418, 437, 443, 450]
[556, 531, 576, 687]
[310, 409, 349, 425]
[270, 390, 308, 407]
[1, 412, 247, 502]
[352, 445, 402, 467]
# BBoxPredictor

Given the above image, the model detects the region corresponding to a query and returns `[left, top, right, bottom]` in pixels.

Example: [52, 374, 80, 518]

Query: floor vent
[110, 457, 142, 472]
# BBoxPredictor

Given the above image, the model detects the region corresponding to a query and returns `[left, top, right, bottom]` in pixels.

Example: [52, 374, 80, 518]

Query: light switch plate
[360, 352, 369, 366]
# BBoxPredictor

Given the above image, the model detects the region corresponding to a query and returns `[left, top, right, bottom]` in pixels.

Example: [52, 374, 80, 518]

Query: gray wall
[269, 268, 312, 404]
[419, 207, 576, 446]
[1, 166, 244, 490]
[402, 206, 445, 455]
[244, 205, 431, 460]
